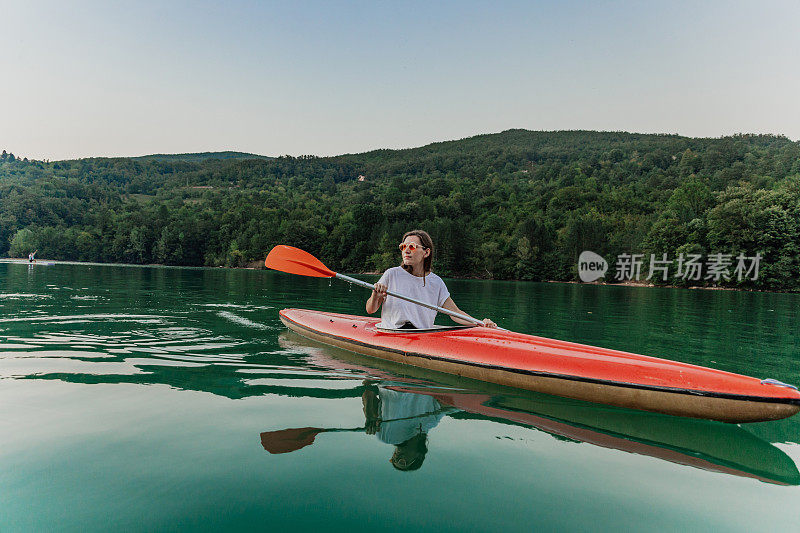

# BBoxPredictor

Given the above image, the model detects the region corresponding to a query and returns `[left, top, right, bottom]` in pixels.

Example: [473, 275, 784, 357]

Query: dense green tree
[8, 228, 37, 256]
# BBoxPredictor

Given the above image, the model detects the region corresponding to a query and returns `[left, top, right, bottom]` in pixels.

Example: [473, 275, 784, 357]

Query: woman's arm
[442, 298, 497, 328]
[362, 380, 381, 435]
[366, 282, 387, 314]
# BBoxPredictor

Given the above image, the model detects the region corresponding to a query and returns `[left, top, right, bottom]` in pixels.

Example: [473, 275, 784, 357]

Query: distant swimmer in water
[28, 250, 37, 263]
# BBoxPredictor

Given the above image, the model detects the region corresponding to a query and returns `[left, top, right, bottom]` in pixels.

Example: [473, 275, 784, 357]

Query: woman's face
[400, 235, 429, 268]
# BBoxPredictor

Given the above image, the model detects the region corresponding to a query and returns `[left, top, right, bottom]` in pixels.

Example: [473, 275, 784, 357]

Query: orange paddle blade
[264, 245, 336, 278]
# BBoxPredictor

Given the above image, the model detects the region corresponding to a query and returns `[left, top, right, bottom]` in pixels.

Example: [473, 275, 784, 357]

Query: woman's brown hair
[401, 229, 434, 284]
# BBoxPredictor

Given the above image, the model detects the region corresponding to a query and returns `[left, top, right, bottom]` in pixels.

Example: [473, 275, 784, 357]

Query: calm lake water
[2, 261, 800, 531]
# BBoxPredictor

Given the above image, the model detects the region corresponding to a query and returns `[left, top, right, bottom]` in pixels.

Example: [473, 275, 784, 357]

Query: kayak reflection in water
[362, 380, 455, 471]
[366, 229, 497, 329]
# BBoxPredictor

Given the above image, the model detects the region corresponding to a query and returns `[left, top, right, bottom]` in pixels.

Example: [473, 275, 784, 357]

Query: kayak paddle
[261, 408, 453, 454]
[260, 426, 362, 454]
[264, 245, 488, 327]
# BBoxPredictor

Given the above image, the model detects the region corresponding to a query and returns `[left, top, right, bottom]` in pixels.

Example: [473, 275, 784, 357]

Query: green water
[2, 262, 800, 531]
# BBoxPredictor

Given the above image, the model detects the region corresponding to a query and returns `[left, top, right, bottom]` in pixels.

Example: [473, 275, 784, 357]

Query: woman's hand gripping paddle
[265, 245, 488, 327]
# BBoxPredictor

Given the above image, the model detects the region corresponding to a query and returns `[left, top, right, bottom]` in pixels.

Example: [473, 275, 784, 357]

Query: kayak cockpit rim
[375, 324, 476, 333]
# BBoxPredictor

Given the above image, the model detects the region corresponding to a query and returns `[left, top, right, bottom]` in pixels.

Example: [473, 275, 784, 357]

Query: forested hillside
[132, 151, 272, 163]
[2, 130, 799, 290]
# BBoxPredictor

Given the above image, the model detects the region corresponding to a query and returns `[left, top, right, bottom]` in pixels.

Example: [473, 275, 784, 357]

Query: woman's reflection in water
[362, 380, 454, 471]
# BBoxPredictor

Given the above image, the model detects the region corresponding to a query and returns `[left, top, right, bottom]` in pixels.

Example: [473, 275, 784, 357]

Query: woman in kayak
[366, 230, 497, 329]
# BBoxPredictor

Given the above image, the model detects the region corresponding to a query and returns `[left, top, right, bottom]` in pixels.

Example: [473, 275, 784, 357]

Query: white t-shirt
[376, 266, 450, 329]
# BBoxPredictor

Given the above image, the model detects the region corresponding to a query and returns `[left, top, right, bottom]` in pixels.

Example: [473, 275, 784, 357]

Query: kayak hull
[279, 308, 800, 423]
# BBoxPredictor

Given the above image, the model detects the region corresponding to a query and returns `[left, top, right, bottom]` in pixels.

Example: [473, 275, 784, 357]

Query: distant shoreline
[2, 257, 790, 294]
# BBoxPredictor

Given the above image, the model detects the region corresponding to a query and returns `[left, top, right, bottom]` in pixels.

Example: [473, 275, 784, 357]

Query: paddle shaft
[335, 273, 485, 327]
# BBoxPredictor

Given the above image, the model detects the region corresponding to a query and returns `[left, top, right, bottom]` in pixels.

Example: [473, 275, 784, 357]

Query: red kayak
[279, 308, 800, 423]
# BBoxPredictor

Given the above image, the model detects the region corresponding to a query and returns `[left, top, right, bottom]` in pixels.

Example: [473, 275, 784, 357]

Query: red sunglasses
[399, 242, 427, 252]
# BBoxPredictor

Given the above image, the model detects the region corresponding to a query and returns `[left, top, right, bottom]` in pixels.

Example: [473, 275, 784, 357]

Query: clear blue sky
[2, 1, 799, 160]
